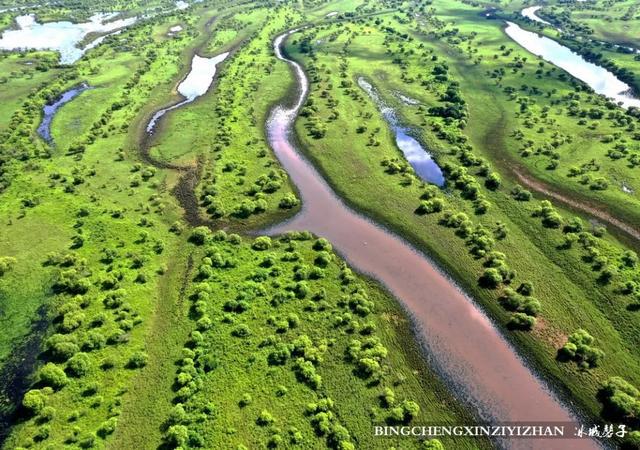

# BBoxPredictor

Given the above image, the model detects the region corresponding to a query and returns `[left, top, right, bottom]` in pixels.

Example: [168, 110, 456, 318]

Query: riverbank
[266, 26, 601, 450]
[282, 7, 640, 444]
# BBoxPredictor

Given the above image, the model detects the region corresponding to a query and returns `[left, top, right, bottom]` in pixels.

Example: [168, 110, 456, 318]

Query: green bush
[39, 363, 68, 390]
[67, 352, 91, 377]
[22, 389, 46, 414]
[127, 351, 149, 369]
[252, 236, 272, 250]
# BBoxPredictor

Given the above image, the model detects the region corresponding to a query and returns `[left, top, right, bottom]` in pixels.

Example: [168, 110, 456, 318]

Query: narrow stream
[504, 21, 640, 108]
[36, 82, 91, 143]
[146, 52, 229, 133]
[265, 29, 601, 450]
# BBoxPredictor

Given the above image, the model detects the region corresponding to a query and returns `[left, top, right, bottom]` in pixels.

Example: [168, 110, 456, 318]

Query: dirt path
[513, 169, 640, 242]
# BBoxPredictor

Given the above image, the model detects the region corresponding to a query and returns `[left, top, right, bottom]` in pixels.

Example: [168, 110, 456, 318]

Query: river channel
[264, 29, 601, 450]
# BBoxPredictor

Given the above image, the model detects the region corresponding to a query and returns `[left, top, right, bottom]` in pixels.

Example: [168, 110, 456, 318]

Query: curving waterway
[146, 52, 228, 133]
[265, 29, 601, 450]
[521, 6, 552, 26]
[37, 82, 91, 143]
[504, 19, 640, 108]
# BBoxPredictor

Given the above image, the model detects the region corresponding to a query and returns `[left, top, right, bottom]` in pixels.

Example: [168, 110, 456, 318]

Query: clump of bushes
[558, 329, 604, 369]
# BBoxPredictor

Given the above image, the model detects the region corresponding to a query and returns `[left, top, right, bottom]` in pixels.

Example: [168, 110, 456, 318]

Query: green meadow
[0, 0, 640, 448]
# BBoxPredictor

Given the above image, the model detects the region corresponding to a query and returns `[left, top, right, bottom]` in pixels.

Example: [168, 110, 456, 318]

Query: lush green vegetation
[152, 229, 482, 449]
[0, 0, 487, 448]
[286, 0, 640, 443]
[2, 0, 640, 447]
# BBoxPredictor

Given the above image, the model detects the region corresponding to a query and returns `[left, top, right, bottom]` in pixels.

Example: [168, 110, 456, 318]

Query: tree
[189, 226, 211, 245]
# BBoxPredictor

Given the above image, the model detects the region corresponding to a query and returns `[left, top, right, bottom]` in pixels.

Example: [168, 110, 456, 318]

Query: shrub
[39, 363, 68, 389]
[127, 351, 148, 369]
[67, 352, 91, 377]
[423, 439, 445, 450]
[559, 329, 604, 369]
[508, 313, 536, 330]
[257, 410, 275, 426]
[478, 268, 502, 288]
[485, 173, 501, 190]
[45, 334, 79, 361]
[232, 324, 251, 338]
[22, 389, 46, 414]
[0, 256, 16, 276]
[279, 193, 299, 209]
[97, 417, 117, 438]
[165, 425, 189, 447]
[599, 377, 640, 422]
[189, 226, 212, 245]
[252, 236, 272, 250]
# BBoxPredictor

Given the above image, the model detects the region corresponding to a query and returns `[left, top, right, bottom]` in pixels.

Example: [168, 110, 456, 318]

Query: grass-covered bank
[155, 228, 488, 449]
[284, 2, 640, 442]
[0, 1, 491, 448]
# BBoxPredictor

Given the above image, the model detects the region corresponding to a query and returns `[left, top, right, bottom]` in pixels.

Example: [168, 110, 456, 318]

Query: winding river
[265, 29, 600, 450]
[521, 6, 552, 26]
[505, 15, 640, 108]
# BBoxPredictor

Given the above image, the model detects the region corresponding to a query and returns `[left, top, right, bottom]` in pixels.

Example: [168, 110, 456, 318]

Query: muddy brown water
[264, 29, 601, 450]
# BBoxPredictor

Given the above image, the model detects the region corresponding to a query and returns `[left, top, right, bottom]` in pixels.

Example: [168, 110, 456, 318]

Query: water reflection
[147, 52, 229, 133]
[37, 83, 91, 143]
[358, 77, 445, 186]
[0, 13, 136, 64]
[504, 21, 640, 108]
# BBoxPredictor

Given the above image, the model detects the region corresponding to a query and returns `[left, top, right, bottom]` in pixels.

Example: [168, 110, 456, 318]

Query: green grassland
[2, 0, 640, 447]
[0, 0, 224, 444]
[0, 0, 492, 448]
[151, 230, 484, 449]
[287, 0, 640, 430]
[0, 52, 60, 131]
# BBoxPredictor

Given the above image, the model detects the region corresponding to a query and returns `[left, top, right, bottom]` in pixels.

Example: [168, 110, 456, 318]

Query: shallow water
[521, 6, 551, 26]
[0, 13, 136, 64]
[146, 52, 229, 133]
[265, 29, 600, 450]
[37, 83, 91, 142]
[504, 21, 640, 108]
[358, 77, 445, 186]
